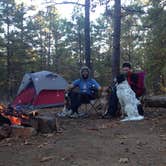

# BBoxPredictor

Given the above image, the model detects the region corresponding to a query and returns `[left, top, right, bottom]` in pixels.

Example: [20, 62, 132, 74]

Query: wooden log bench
[144, 95, 166, 108]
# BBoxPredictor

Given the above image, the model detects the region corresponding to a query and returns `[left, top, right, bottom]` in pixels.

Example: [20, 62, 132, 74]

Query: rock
[24, 140, 33, 145]
[136, 140, 142, 146]
[11, 125, 37, 138]
[38, 142, 48, 148]
[120, 140, 124, 144]
[4, 137, 13, 142]
[136, 140, 147, 146]
[0, 124, 11, 139]
[7, 143, 12, 146]
[160, 134, 166, 141]
[124, 148, 129, 152]
[119, 158, 129, 163]
[42, 133, 54, 137]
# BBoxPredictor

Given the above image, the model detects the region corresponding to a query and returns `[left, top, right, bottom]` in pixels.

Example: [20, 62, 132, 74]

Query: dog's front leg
[118, 97, 125, 118]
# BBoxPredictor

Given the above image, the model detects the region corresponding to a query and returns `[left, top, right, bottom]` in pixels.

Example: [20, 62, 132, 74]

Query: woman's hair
[122, 62, 131, 69]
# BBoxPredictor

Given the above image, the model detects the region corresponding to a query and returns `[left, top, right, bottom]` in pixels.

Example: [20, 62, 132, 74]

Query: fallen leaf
[24, 140, 33, 145]
[38, 143, 48, 148]
[42, 133, 54, 137]
[40, 156, 54, 162]
[119, 135, 128, 139]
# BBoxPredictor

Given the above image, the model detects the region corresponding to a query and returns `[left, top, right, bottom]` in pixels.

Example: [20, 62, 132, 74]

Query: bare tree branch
[44, 1, 85, 7]
[121, 5, 147, 15]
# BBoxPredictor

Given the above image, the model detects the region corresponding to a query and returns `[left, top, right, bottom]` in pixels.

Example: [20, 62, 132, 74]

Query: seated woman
[67, 66, 101, 117]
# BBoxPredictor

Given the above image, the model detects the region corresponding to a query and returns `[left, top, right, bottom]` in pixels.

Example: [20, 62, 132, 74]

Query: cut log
[144, 95, 166, 107]
[11, 126, 37, 138]
[30, 116, 59, 133]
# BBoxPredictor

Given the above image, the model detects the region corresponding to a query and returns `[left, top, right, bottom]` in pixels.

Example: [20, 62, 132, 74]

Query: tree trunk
[78, 30, 83, 66]
[84, 0, 91, 69]
[111, 0, 121, 80]
[20, 3, 24, 42]
[48, 12, 52, 68]
[6, 4, 12, 100]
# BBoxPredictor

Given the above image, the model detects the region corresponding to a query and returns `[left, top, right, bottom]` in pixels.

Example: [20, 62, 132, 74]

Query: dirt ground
[0, 107, 165, 166]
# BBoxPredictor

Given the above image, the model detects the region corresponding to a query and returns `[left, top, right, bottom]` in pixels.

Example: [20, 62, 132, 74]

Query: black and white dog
[115, 74, 144, 121]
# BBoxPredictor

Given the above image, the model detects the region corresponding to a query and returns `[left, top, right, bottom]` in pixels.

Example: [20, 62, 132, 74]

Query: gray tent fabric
[17, 71, 68, 94]
[17, 74, 32, 95]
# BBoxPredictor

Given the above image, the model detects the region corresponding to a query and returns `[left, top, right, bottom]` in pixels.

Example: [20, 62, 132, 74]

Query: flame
[7, 116, 21, 125]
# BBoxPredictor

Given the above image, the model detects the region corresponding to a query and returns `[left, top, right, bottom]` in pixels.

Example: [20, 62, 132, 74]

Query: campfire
[0, 103, 58, 139]
[0, 104, 38, 126]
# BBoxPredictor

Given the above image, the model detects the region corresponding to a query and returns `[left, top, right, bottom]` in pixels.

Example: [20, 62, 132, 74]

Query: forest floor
[0, 107, 165, 166]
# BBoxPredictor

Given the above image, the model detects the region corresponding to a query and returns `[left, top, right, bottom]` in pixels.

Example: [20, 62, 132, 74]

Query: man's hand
[66, 84, 74, 92]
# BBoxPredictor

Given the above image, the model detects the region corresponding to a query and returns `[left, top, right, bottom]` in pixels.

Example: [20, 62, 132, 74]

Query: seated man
[67, 66, 101, 117]
[103, 62, 144, 119]
[121, 62, 145, 98]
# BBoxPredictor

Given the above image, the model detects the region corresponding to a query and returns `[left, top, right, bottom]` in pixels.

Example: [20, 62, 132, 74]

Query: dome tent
[12, 71, 68, 109]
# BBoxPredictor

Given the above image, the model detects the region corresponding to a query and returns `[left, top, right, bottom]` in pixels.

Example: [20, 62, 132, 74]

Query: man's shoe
[57, 108, 72, 117]
[69, 112, 79, 118]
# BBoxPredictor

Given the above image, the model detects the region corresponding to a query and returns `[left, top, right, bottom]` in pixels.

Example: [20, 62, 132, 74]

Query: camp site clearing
[0, 107, 165, 166]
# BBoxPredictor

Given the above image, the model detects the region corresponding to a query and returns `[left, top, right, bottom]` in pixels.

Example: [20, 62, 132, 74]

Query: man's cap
[80, 66, 90, 73]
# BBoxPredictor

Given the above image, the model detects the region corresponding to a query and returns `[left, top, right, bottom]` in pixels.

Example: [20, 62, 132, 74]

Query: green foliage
[144, 0, 166, 93]
[0, 0, 165, 99]
[91, 13, 113, 85]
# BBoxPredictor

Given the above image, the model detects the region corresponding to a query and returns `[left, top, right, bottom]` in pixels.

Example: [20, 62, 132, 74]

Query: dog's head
[101, 86, 109, 92]
[100, 86, 110, 98]
[116, 74, 126, 84]
[101, 86, 110, 94]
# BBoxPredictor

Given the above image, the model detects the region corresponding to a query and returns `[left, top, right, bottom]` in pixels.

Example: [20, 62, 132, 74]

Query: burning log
[0, 104, 35, 126]
[0, 104, 23, 125]
[0, 104, 59, 134]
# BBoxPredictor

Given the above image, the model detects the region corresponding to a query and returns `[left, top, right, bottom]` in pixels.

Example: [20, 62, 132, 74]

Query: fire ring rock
[0, 124, 11, 139]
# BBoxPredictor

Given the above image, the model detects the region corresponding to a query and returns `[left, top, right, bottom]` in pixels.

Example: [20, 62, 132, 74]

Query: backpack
[135, 71, 146, 97]
[127, 71, 146, 97]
